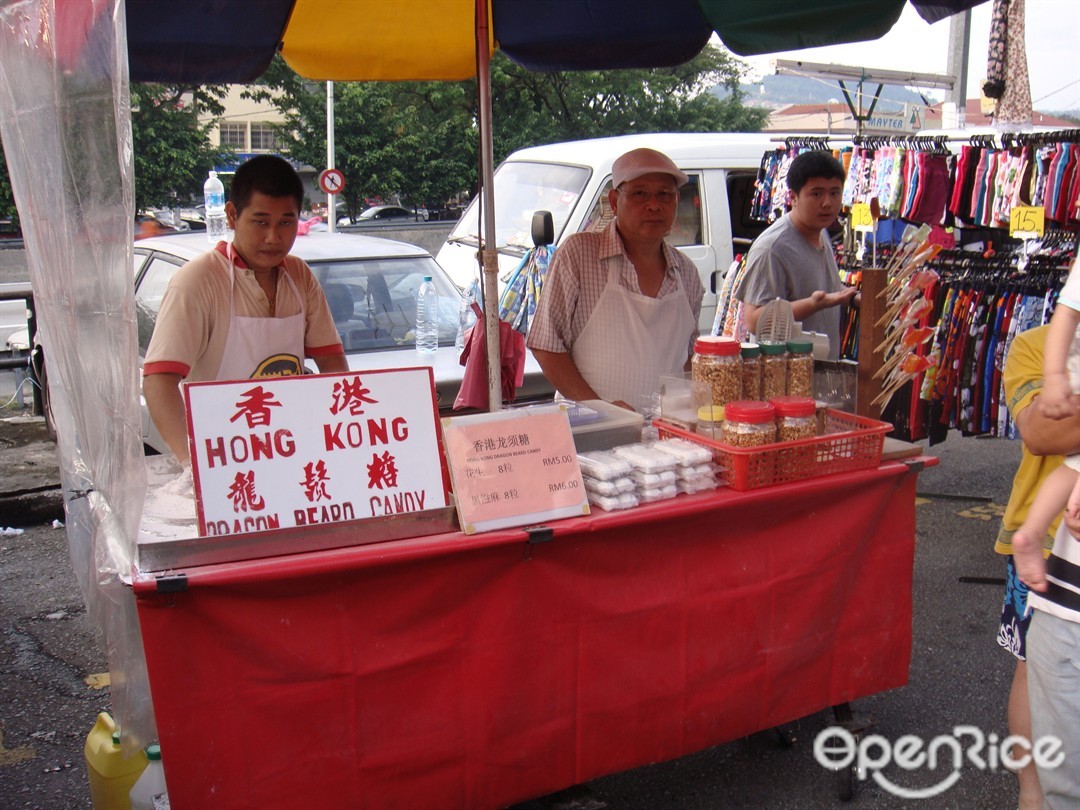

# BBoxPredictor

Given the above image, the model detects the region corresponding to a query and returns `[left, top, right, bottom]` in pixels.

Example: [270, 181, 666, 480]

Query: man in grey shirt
[734, 151, 857, 359]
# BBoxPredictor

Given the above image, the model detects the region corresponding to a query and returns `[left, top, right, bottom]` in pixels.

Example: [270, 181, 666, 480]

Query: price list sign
[442, 405, 589, 533]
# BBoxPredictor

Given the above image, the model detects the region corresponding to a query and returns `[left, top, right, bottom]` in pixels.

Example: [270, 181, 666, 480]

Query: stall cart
[133, 455, 932, 809]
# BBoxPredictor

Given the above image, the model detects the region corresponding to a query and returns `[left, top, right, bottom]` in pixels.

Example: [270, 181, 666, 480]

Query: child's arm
[1039, 301, 1080, 420]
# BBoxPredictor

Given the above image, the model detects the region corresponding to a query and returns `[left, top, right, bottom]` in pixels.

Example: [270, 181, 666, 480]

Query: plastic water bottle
[455, 279, 478, 351]
[415, 275, 439, 354]
[129, 744, 168, 809]
[203, 170, 228, 244]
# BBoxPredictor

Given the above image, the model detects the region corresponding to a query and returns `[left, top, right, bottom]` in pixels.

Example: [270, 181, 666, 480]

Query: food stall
[133, 456, 928, 809]
[0, 0, 966, 804]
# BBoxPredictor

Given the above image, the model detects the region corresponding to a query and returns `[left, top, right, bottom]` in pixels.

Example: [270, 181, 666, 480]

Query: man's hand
[809, 287, 859, 311]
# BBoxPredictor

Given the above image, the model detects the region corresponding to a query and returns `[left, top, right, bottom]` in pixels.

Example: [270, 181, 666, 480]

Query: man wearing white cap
[527, 147, 703, 411]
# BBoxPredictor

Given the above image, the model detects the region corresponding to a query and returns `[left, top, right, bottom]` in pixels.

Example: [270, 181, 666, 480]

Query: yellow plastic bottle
[84, 712, 148, 810]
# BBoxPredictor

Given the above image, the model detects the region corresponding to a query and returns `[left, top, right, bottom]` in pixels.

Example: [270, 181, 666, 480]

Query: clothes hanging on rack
[882, 235, 1075, 443]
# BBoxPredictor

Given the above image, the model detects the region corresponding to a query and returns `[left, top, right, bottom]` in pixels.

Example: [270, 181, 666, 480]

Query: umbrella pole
[476, 0, 502, 413]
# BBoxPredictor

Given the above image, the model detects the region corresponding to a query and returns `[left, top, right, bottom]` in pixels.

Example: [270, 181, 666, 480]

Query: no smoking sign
[318, 168, 345, 195]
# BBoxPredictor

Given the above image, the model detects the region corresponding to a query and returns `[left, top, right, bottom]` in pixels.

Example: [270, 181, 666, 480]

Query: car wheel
[28, 344, 56, 441]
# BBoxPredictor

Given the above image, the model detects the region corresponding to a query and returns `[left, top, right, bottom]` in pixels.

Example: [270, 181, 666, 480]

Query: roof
[134, 231, 432, 263]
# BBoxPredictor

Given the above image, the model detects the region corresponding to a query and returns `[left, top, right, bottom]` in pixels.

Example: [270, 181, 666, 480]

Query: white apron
[570, 262, 695, 411]
[215, 255, 307, 381]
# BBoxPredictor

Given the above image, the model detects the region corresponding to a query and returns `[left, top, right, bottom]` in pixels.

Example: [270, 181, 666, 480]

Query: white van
[436, 132, 778, 333]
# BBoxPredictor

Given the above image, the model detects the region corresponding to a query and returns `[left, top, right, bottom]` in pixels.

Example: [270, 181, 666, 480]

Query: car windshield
[313, 256, 461, 351]
[447, 160, 590, 253]
[134, 251, 462, 355]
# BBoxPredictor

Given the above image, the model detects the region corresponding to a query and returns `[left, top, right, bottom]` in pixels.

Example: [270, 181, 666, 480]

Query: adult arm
[743, 288, 857, 334]
[143, 373, 191, 464]
[1014, 396, 1080, 456]
[314, 354, 349, 374]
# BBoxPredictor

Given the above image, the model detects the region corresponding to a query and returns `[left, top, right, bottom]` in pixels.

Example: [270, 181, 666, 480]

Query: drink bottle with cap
[128, 743, 168, 810]
[415, 275, 439, 354]
[203, 170, 228, 243]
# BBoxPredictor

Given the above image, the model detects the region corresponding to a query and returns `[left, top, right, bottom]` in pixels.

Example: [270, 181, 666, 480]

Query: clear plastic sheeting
[0, 0, 153, 749]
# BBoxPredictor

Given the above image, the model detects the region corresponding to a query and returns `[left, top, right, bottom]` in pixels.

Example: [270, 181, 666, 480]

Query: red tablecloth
[134, 458, 929, 809]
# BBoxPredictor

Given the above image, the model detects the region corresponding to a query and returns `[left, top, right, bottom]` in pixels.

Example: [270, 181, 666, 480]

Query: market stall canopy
[124, 0, 989, 84]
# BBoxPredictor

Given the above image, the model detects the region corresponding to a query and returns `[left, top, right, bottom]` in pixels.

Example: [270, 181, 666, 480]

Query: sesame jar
[740, 342, 762, 401]
[722, 400, 776, 447]
[786, 339, 814, 398]
[770, 396, 818, 442]
[691, 337, 742, 409]
[696, 405, 725, 440]
[759, 341, 788, 401]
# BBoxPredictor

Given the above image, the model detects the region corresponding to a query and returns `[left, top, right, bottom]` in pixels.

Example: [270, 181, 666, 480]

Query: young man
[527, 147, 703, 412]
[733, 151, 857, 359]
[143, 155, 348, 463]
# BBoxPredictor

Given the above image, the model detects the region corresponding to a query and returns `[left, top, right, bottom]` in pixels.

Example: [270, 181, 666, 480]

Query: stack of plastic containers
[578, 438, 720, 512]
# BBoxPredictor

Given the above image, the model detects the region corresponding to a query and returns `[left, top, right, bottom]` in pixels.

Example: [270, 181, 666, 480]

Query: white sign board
[183, 368, 448, 538]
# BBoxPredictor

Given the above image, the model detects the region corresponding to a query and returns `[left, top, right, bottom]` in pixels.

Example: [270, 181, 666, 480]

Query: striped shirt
[527, 220, 703, 356]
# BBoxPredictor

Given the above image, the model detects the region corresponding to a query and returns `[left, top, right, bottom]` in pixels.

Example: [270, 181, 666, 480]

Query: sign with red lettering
[442, 405, 588, 534]
[183, 368, 448, 538]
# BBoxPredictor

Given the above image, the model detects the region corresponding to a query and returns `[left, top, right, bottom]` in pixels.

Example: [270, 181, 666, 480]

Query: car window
[580, 174, 703, 247]
[135, 255, 182, 353]
[314, 257, 461, 352]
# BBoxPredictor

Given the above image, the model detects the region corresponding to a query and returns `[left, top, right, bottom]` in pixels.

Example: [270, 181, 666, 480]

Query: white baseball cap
[611, 148, 688, 189]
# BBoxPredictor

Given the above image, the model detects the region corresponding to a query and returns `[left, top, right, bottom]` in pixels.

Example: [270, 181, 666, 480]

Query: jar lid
[697, 405, 725, 422]
[759, 341, 788, 356]
[724, 400, 775, 423]
[769, 396, 816, 418]
[786, 339, 813, 354]
[694, 336, 740, 356]
[740, 342, 760, 358]
[145, 743, 161, 761]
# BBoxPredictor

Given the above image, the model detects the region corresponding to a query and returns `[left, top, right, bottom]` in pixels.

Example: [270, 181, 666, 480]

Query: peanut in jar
[740, 342, 762, 401]
[785, 339, 814, 398]
[759, 341, 788, 401]
[691, 337, 742, 408]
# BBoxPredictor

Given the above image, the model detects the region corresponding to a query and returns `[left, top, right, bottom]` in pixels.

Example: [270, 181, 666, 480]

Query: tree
[251, 45, 766, 213]
[130, 83, 232, 212]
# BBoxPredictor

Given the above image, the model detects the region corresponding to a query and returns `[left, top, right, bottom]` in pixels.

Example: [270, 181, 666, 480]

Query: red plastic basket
[654, 409, 892, 491]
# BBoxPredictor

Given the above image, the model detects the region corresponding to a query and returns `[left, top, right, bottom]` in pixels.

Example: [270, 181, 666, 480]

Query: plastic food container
[696, 405, 725, 440]
[760, 341, 788, 401]
[740, 342, 762, 401]
[569, 399, 645, 452]
[786, 339, 814, 398]
[691, 336, 741, 408]
[770, 396, 818, 442]
[721, 400, 776, 447]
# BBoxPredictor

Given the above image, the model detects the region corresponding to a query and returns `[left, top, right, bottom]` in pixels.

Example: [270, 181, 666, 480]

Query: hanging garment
[994, 0, 1032, 125]
[982, 0, 1009, 99]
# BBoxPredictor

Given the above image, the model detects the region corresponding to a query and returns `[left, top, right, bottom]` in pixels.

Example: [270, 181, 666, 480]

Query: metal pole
[327, 80, 336, 234]
[476, 0, 502, 412]
[946, 10, 972, 128]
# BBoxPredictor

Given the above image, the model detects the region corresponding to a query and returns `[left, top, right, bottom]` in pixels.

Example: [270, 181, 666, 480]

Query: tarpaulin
[134, 459, 928, 809]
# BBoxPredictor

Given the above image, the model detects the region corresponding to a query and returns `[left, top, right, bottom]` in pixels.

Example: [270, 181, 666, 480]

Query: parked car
[131, 232, 551, 452]
[350, 205, 427, 225]
[8, 231, 555, 453]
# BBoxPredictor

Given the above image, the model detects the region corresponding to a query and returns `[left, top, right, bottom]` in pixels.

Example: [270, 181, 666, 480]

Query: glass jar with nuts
[785, 339, 814, 398]
[740, 342, 761, 401]
[770, 395, 818, 442]
[691, 336, 742, 409]
[722, 400, 776, 447]
[759, 341, 788, 401]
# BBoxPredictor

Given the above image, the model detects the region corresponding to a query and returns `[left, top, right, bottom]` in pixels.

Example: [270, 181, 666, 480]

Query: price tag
[1009, 205, 1045, 239]
[442, 405, 589, 534]
[850, 203, 874, 233]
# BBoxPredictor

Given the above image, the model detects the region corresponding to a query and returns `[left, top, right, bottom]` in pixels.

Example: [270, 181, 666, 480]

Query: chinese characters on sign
[184, 369, 447, 537]
[443, 406, 588, 534]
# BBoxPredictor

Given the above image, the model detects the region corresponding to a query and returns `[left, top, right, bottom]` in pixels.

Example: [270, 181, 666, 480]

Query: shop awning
[124, 0, 989, 85]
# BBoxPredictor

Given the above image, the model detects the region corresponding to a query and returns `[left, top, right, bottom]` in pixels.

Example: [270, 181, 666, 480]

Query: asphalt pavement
[0, 405, 1034, 809]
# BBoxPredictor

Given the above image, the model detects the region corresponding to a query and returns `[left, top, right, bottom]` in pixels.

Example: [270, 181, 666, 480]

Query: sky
[740, 0, 1080, 112]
